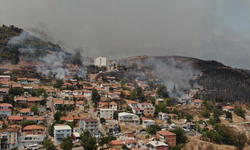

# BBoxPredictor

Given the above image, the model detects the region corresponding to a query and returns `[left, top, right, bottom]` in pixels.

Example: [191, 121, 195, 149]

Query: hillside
[0, 25, 61, 64]
[115, 55, 250, 102]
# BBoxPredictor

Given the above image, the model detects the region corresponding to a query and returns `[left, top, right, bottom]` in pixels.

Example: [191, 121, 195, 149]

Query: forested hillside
[195, 60, 250, 102]
[0, 25, 61, 64]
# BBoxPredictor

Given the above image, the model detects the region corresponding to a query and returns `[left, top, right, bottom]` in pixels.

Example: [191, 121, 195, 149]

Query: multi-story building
[158, 112, 169, 122]
[78, 118, 98, 134]
[156, 131, 176, 146]
[18, 125, 45, 148]
[54, 125, 72, 144]
[99, 109, 114, 119]
[94, 57, 107, 67]
[1, 128, 19, 149]
[118, 112, 140, 125]
[138, 103, 155, 117]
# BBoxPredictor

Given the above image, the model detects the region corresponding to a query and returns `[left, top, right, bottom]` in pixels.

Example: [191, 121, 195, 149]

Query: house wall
[100, 109, 114, 119]
[18, 135, 45, 148]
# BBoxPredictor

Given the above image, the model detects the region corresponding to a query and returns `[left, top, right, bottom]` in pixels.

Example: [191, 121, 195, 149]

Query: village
[0, 56, 249, 150]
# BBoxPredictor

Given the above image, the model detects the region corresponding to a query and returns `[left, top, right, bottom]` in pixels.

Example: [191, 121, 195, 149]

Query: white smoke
[145, 57, 201, 98]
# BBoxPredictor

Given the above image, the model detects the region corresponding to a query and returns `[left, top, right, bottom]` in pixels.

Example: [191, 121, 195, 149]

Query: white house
[118, 112, 140, 125]
[222, 106, 235, 113]
[158, 112, 169, 122]
[141, 117, 155, 128]
[94, 57, 107, 67]
[84, 90, 92, 97]
[54, 125, 72, 144]
[148, 141, 169, 150]
[77, 118, 98, 134]
[18, 135, 45, 148]
[99, 109, 114, 119]
[109, 101, 117, 110]
[0, 108, 12, 116]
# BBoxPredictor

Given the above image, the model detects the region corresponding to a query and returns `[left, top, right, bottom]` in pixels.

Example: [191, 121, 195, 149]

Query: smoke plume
[145, 57, 201, 98]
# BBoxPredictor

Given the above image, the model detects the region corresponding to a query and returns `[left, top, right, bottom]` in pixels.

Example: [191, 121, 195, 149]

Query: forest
[194, 60, 250, 103]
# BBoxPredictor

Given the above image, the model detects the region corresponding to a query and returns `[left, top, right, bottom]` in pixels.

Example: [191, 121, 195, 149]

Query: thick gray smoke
[145, 57, 201, 98]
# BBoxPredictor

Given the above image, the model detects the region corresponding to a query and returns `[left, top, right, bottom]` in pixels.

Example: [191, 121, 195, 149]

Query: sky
[0, 0, 250, 69]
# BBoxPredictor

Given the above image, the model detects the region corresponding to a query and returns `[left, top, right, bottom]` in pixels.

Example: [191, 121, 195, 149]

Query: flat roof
[54, 125, 71, 130]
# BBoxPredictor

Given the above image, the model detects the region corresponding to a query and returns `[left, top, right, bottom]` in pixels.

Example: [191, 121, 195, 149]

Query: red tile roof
[157, 130, 176, 136]
[109, 140, 123, 145]
[20, 108, 31, 113]
[0, 108, 12, 112]
[0, 103, 12, 107]
[23, 125, 44, 130]
[223, 106, 235, 110]
[125, 139, 138, 144]
[8, 116, 23, 120]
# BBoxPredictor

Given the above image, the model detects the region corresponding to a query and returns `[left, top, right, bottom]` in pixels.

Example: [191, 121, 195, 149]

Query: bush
[170, 128, 188, 145]
[146, 125, 161, 134]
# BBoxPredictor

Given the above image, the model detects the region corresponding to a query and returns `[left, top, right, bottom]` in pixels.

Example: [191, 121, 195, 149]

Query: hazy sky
[1, 0, 250, 69]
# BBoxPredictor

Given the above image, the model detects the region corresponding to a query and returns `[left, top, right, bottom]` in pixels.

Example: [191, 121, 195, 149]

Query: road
[45, 96, 55, 137]
[87, 97, 96, 119]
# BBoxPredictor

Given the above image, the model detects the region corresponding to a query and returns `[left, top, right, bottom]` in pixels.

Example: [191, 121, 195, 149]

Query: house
[0, 88, 9, 99]
[222, 106, 235, 112]
[0, 108, 12, 116]
[62, 82, 73, 88]
[132, 108, 143, 115]
[17, 78, 28, 84]
[127, 100, 138, 108]
[0, 103, 13, 109]
[27, 78, 40, 84]
[111, 91, 120, 99]
[109, 140, 124, 149]
[23, 125, 45, 135]
[0, 75, 11, 81]
[73, 90, 84, 95]
[76, 101, 85, 107]
[74, 95, 85, 101]
[61, 90, 73, 96]
[148, 141, 169, 150]
[27, 97, 43, 106]
[109, 101, 118, 110]
[140, 84, 149, 90]
[138, 103, 155, 117]
[54, 125, 72, 144]
[14, 96, 27, 103]
[18, 134, 45, 148]
[12, 83, 22, 88]
[98, 102, 109, 109]
[8, 116, 23, 123]
[141, 117, 155, 128]
[64, 75, 74, 81]
[1, 128, 19, 149]
[118, 112, 140, 125]
[20, 108, 33, 116]
[84, 90, 92, 97]
[124, 139, 138, 149]
[192, 99, 203, 105]
[0, 121, 3, 128]
[99, 109, 114, 119]
[46, 89, 56, 97]
[158, 112, 169, 122]
[155, 99, 164, 105]
[156, 130, 176, 146]
[0, 81, 11, 88]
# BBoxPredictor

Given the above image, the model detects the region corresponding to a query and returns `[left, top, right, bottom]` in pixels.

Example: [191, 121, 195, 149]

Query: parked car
[182, 126, 190, 132]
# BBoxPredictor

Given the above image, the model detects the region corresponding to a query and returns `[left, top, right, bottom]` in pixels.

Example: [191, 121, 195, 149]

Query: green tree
[137, 86, 146, 102]
[166, 98, 174, 106]
[30, 105, 38, 114]
[131, 63, 138, 70]
[235, 107, 245, 120]
[80, 130, 98, 150]
[146, 125, 161, 134]
[120, 91, 125, 98]
[11, 147, 18, 150]
[100, 118, 106, 124]
[67, 121, 75, 129]
[200, 109, 210, 118]
[129, 91, 137, 100]
[212, 132, 223, 144]
[186, 115, 193, 122]
[43, 139, 55, 150]
[150, 97, 156, 106]
[48, 124, 54, 136]
[170, 128, 188, 145]
[213, 108, 221, 123]
[157, 85, 169, 98]
[31, 89, 36, 97]
[98, 136, 116, 147]
[92, 88, 101, 104]
[225, 111, 232, 120]
[2, 122, 7, 129]
[60, 135, 73, 150]
[54, 111, 61, 121]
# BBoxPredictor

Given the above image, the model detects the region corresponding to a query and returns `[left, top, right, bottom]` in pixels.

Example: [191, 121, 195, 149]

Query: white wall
[94, 57, 107, 66]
